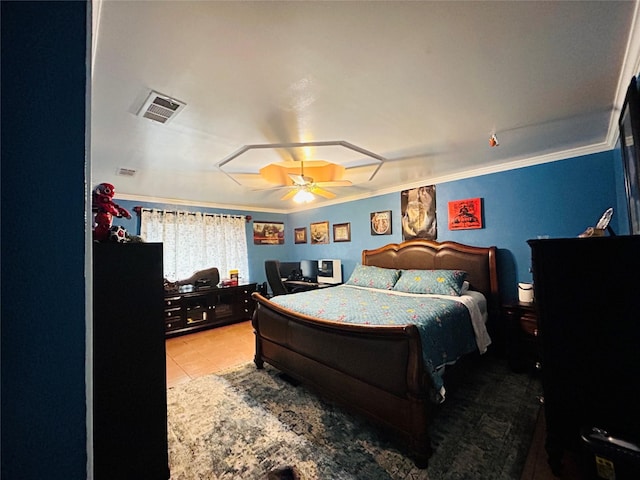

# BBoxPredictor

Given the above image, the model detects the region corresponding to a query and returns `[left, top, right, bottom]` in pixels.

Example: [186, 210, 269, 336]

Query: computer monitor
[278, 261, 301, 280]
[300, 259, 318, 282]
[317, 259, 342, 284]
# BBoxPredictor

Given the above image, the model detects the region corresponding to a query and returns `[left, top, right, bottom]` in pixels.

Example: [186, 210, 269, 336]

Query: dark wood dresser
[528, 236, 640, 474]
[164, 282, 257, 337]
[93, 243, 169, 479]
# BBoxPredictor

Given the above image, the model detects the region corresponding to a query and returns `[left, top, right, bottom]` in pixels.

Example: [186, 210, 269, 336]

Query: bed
[251, 239, 500, 467]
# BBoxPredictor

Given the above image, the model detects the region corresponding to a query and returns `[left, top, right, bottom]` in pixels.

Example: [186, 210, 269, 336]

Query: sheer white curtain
[140, 209, 249, 282]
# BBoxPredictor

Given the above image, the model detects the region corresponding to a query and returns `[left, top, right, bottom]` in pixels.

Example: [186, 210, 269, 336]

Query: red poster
[448, 198, 483, 230]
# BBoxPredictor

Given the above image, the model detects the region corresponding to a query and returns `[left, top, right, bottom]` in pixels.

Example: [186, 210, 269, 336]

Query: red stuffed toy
[92, 183, 131, 242]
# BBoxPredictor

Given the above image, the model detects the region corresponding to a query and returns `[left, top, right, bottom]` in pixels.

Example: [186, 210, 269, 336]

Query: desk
[283, 280, 335, 291]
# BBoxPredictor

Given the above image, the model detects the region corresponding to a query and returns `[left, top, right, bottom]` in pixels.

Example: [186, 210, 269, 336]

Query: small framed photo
[333, 222, 351, 242]
[253, 221, 285, 245]
[294, 227, 307, 244]
[310, 221, 330, 244]
[370, 210, 392, 235]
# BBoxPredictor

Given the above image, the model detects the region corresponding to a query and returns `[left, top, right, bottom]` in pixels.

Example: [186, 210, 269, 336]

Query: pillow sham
[345, 264, 400, 290]
[393, 269, 468, 296]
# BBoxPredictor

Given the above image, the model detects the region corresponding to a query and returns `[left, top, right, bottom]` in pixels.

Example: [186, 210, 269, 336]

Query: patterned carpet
[167, 353, 541, 479]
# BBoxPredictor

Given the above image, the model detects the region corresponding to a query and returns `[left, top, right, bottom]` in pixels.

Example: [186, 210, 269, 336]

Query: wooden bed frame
[251, 239, 499, 467]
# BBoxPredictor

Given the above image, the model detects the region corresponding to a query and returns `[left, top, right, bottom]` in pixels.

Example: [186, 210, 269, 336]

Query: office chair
[264, 260, 315, 297]
[264, 260, 289, 296]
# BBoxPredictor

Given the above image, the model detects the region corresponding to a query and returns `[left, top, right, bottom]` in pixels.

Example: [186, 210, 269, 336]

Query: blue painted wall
[1, 2, 88, 478]
[286, 150, 620, 301]
[118, 149, 621, 302]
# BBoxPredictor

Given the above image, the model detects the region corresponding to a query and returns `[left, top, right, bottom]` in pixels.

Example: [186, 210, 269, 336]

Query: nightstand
[503, 302, 542, 373]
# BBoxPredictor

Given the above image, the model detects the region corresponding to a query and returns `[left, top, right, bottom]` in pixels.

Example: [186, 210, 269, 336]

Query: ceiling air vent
[117, 167, 137, 177]
[137, 91, 186, 124]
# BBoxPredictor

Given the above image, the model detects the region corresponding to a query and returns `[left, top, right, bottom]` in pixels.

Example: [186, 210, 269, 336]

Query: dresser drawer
[165, 317, 185, 332]
[164, 306, 181, 320]
[164, 296, 181, 308]
[520, 313, 539, 337]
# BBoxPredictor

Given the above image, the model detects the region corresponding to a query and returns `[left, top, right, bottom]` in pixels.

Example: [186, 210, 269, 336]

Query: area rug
[167, 353, 541, 479]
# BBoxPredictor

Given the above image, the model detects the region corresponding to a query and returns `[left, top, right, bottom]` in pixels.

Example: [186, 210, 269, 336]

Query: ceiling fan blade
[310, 186, 336, 199]
[280, 189, 299, 201]
[315, 180, 352, 187]
[287, 173, 313, 185]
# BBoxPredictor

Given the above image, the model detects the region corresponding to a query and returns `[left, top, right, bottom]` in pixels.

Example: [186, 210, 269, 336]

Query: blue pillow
[345, 264, 400, 290]
[393, 269, 468, 296]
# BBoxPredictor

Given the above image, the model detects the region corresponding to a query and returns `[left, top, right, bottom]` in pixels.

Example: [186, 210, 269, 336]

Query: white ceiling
[91, 0, 640, 213]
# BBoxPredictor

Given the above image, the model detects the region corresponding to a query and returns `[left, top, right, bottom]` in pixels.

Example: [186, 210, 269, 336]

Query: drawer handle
[533, 328, 539, 337]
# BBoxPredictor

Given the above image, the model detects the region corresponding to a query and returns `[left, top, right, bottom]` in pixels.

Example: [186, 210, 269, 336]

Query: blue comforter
[269, 284, 478, 391]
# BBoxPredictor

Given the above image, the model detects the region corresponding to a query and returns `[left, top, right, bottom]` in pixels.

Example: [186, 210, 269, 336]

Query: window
[140, 209, 249, 282]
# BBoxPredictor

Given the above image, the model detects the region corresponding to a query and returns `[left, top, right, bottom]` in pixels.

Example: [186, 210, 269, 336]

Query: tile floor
[165, 320, 254, 388]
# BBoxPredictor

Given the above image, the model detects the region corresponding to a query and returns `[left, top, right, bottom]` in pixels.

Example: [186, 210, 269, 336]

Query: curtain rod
[133, 206, 251, 222]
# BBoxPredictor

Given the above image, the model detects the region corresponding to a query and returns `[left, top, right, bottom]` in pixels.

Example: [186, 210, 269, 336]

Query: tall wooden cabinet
[93, 243, 169, 479]
[528, 236, 640, 474]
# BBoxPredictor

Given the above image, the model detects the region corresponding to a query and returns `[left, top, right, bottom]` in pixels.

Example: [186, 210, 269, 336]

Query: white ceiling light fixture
[292, 188, 314, 204]
[137, 90, 186, 124]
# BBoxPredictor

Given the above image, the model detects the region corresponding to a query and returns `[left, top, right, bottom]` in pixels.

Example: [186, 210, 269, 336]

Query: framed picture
[333, 222, 351, 242]
[619, 76, 640, 234]
[370, 210, 392, 235]
[401, 185, 437, 240]
[252, 221, 284, 245]
[310, 221, 330, 244]
[294, 227, 307, 244]
[448, 198, 483, 230]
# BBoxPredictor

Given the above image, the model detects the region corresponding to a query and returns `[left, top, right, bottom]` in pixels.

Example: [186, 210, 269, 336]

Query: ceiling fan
[259, 160, 352, 203]
[217, 140, 387, 201]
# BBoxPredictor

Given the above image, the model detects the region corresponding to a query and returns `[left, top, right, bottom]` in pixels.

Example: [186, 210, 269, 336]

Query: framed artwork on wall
[400, 185, 436, 240]
[253, 221, 285, 245]
[619, 75, 640, 234]
[370, 210, 392, 235]
[294, 227, 307, 244]
[333, 222, 351, 242]
[310, 221, 330, 244]
[448, 198, 483, 230]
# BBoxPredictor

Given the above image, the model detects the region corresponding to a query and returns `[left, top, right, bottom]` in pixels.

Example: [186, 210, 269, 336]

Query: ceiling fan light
[293, 189, 314, 204]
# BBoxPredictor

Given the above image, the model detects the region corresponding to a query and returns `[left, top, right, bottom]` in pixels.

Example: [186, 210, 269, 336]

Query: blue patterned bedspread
[269, 285, 478, 391]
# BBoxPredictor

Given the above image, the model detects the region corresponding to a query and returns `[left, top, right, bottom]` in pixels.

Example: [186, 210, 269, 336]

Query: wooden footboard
[251, 293, 434, 467]
[251, 239, 499, 468]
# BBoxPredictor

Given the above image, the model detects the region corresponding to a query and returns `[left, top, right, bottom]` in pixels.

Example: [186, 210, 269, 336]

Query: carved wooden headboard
[362, 239, 500, 321]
